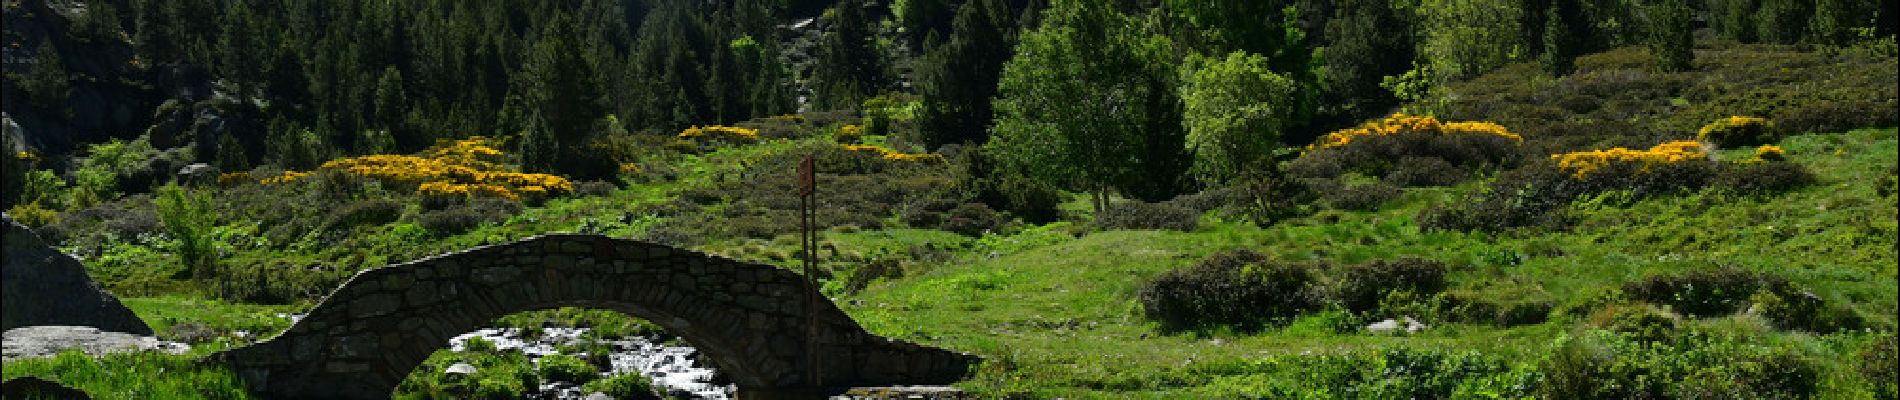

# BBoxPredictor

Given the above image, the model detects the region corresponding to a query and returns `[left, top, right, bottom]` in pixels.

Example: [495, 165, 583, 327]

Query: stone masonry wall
[216, 234, 976, 399]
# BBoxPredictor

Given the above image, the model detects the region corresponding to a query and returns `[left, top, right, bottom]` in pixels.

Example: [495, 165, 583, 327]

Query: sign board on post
[798, 156, 815, 196]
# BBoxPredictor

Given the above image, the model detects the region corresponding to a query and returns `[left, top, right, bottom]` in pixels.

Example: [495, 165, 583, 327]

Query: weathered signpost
[797, 155, 821, 393]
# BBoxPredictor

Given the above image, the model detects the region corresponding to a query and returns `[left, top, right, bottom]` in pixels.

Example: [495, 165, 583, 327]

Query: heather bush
[1712, 159, 1815, 197]
[1138, 249, 1322, 330]
[415, 199, 519, 236]
[1620, 267, 1780, 317]
[1327, 258, 1449, 313]
[1421, 142, 1732, 232]
[1093, 201, 1199, 232]
[321, 198, 405, 233]
[940, 202, 1006, 237]
[1315, 180, 1401, 211]
[1540, 329, 1823, 399]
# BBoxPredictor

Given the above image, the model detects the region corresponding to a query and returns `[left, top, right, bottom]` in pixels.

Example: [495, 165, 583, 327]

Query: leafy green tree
[988, 0, 1188, 212]
[372, 66, 418, 150]
[1322, 0, 1415, 116]
[915, 0, 1013, 149]
[1646, 0, 1695, 72]
[1809, 0, 1876, 45]
[1180, 52, 1298, 184]
[17, 41, 71, 111]
[1414, 0, 1524, 80]
[1756, 0, 1814, 44]
[156, 182, 218, 282]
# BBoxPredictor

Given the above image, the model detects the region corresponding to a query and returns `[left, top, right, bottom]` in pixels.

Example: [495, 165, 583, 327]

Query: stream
[450, 327, 734, 399]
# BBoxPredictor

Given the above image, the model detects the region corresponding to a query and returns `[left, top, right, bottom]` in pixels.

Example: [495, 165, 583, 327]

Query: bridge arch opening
[395, 307, 734, 398]
[218, 234, 975, 399]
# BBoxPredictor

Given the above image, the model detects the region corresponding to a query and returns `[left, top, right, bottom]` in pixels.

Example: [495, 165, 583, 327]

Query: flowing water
[450, 327, 733, 399]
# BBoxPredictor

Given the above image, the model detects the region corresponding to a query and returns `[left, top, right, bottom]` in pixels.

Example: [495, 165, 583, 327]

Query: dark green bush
[1621, 267, 1780, 317]
[1287, 133, 1523, 188]
[1420, 158, 1724, 232]
[1540, 329, 1822, 399]
[1329, 258, 1448, 313]
[321, 198, 404, 232]
[1750, 290, 1867, 333]
[1317, 180, 1400, 211]
[1093, 201, 1199, 232]
[1600, 304, 1680, 344]
[1712, 160, 1815, 197]
[572, 181, 616, 197]
[1862, 333, 1898, 400]
[536, 353, 599, 384]
[1435, 291, 1554, 326]
[1138, 249, 1321, 330]
[1224, 171, 1316, 227]
[940, 202, 1006, 237]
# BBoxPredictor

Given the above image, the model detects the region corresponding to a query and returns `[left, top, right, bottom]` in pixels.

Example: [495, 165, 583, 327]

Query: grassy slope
[844, 128, 1899, 398]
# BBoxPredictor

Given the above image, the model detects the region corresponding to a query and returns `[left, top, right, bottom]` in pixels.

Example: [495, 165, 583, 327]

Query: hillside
[3, 0, 1898, 398]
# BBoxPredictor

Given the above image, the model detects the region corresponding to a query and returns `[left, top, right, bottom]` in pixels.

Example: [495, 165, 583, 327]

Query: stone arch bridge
[216, 234, 976, 399]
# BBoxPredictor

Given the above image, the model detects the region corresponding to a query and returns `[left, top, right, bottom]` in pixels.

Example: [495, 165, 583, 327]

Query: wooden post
[797, 155, 820, 393]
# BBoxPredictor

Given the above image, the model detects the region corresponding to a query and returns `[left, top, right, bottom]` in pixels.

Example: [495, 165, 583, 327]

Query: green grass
[1, 351, 252, 399]
[840, 128, 1899, 398]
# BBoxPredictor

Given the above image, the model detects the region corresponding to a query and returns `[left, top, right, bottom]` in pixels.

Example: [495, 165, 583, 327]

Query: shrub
[1540, 329, 1823, 399]
[1697, 116, 1778, 147]
[675, 125, 761, 144]
[1225, 171, 1316, 227]
[833, 124, 864, 143]
[1713, 160, 1815, 197]
[572, 181, 616, 197]
[1292, 114, 1525, 187]
[1382, 156, 1465, 187]
[1093, 201, 1199, 231]
[581, 373, 659, 400]
[156, 183, 218, 279]
[536, 353, 598, 384]
[1749, 290, 1866, 333]
[1138, 249, 1321, 330]
[1597, 304, 1680, 344]
[1328, 258, 1449, 313]
[940, 202, 1006, 237]
[1621, 267, 1788, 317]
[321, 198, 404, 232]
[6, 201, 61, 227]
[1318, 181, 1401, 211]
[1752, 144, 1785, 162]
[1862, 333, 1898, 400]
[1434, 291, 1553, 326]
[322, 136, 572, 202]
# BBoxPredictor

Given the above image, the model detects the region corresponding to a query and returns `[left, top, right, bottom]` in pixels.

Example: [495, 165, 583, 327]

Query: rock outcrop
[2, 325, 187, 362]
[1, 213, 152, 335]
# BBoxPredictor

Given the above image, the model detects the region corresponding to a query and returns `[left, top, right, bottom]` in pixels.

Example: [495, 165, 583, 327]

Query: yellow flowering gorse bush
[217, 172, 253, 187]
[676, 125, 761, 143]
[1305, 114, 1524, 153]
[1754, 145, 1786, 162]
[259, 170, 311, 185]
[1550, 140, 1707, 178]
[842, 144, 946, 163]
[310, 136, 570, 201]
[1697, 116, 1775, 147]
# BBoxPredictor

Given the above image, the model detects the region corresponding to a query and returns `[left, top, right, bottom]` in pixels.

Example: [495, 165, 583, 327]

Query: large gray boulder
[1, 213, 153, 335]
